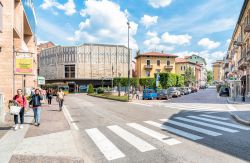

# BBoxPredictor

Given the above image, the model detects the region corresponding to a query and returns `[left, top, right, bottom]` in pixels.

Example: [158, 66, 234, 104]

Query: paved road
[65, 88, 250, 163]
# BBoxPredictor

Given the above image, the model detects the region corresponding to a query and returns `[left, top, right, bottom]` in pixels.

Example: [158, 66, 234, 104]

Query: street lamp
[127, 21, 131, 101]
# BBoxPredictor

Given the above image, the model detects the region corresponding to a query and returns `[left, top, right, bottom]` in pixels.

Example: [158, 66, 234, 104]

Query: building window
[157, 60, 160, 66]
[167, 60, 170, 66]
[65, 65, 75, 78]
[155, 69, 160, 73]
[0, 2, 2, 33]
[146, 71, 150, 77]
[146, 60, 150, 66]
[184, 66, 186, 71]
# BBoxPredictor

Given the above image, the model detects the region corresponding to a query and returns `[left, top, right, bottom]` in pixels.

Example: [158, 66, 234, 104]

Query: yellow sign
[15, 57, 33, 75]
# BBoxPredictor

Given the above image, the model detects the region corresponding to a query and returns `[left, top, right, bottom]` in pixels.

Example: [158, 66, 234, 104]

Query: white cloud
[148, 0, 172, 8]
[140, 15, 158, 28]
[198, 38, 220, 49]
[161, 32, 192, 45]
[40, 0, 76, 16]
[143, 31, 174, 52]
[68, 0, 138, 49]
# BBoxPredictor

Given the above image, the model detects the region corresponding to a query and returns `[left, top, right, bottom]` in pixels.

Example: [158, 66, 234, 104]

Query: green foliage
[139, 78, 155, 88]
[176, 75, 184, 87]
[97, 87, 104, 94]
[156, 73, 178, 89]
[184, 67, 196, 86]
[113, 78, 139, 87]
[88, 84, 94, 94]
[207, 70, 213, 84]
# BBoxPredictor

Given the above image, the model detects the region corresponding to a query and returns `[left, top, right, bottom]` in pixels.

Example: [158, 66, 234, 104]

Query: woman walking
[47, 89, 53, 105]
[13, 89, 27, 130]
[29, 89, 43, 126]
[57, 89, 65, 111]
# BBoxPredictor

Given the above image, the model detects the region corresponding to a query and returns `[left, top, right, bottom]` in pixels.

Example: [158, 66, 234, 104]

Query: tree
[88, 84, 94, 94]
[207, 70, 213, 84]
[176, 75, 184, 87]
[184, 67, 195, 87]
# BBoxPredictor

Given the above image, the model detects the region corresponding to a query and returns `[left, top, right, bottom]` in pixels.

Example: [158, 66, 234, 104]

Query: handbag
[10, 106, 22, 115]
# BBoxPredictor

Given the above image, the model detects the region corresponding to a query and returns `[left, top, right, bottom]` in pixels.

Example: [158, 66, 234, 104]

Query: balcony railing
[247, 50, 250, 61]
[144, 65, 153, 69]
[164, 65, 173, 70]
[244, 24, 250, 33]
[238, 57, 248, 70]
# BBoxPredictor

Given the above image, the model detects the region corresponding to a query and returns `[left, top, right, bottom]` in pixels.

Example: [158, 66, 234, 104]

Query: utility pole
[127, 21, 131, 101]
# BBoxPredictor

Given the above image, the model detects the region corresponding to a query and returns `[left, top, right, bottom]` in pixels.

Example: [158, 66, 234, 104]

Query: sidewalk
[0, 101, 83, 163]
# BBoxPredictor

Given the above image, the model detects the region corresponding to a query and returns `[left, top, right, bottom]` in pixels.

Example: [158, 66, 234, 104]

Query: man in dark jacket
[29, 89, 43, 126]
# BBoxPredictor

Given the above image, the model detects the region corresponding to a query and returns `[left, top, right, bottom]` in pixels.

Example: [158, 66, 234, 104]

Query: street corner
[10, 130, 83, 163]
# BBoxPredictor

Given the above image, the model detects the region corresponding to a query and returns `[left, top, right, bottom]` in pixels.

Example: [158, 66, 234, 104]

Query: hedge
[113, 77, 139, 87]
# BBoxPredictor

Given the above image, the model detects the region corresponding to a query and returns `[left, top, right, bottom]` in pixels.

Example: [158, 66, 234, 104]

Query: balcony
[238, 57, 248, 70]
[164, 65, 173, 70]
[247, 50, 250, 61]
[144, 65, 153, 69]
[244, 24, 250, 33]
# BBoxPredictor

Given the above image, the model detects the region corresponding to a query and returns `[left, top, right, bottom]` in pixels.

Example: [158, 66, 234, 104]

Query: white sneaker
[19, 125, 24, 129]
[14, 125, 18, 131]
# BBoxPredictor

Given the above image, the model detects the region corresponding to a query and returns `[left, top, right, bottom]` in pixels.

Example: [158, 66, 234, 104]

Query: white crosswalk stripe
[107, 125, 156, 152]
[188, 116, 250, 130]
[200, 114, 229, 120]
[127, 123, 182, 145]
[85, 128, 125, 161]
[174, 117, 239, 133]
[144, 121, 203, 140]
[159, 119, 222, 136]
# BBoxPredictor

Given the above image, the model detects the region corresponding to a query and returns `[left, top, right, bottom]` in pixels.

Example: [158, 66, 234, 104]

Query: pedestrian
[136, 89, 140, 100]
[47, 89, 53, 105]
[29, 89, 43, 126]
[57, 89, 65, 111]
[13, 89, 27, 130]
[242, 84, 246, 102]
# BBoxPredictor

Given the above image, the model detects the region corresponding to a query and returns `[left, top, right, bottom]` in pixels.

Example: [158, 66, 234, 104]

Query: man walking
[57, 89, 65, 111]
[29, 89, 43, 126]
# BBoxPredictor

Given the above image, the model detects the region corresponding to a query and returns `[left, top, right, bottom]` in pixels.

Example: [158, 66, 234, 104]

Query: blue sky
[34, 0, 244, 69]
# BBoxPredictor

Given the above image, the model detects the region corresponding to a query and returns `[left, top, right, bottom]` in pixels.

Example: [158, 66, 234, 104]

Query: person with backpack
[29, 89, 43, 126]
[13, 89, 27, 130]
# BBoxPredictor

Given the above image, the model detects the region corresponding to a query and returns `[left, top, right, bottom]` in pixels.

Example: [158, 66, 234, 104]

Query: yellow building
[135, 52, 178, 78]
[212, 60, 224, 82]
[175, 58, 196, 76]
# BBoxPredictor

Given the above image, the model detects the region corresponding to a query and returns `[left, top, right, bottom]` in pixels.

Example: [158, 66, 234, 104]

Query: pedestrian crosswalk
[85, 114, 250, 161]
[131, 101, 228, 113]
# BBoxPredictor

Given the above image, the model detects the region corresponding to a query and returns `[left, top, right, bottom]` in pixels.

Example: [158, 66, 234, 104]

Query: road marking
[107, 125, 156, 152]
[174, 117, 239, 133]
[144, 121, 203, 140]
[130, 102, 152, 107]
[204, 111, 218, 114]
[200, 114, 229, 120]
[188, 116, 250, 130]
[127, 123, 181, 145]
[63, 105, 79, 130]
[159, 119, 222, 136]
[85, 128, 125, 161]
[166, 104, 215, 110]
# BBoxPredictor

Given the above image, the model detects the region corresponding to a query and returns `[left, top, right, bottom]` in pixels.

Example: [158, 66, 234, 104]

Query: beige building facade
[212, 60, 224, 82]
[39, 44, 131, 90]
[0, 0, 37, 122]
[225, 0, 250, 96]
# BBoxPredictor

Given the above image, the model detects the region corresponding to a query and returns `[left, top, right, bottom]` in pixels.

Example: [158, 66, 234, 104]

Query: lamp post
[127, 21, 131, 101]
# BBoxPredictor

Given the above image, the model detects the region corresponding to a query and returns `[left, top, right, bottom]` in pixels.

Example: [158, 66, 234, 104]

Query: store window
[65, 65, 75, 78]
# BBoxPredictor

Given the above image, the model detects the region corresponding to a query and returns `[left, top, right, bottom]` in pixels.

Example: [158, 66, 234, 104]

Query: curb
[88, 94, 129, 102]
[229, 112, 250, 126]
[226, 100, 250, 126]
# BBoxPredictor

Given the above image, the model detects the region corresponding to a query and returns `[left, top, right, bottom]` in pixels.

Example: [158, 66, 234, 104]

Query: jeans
[48, 97, 52, 105]
[59, 99, 64, 109]
[14, 108, 24, 124]
[33, 107, 41, 123]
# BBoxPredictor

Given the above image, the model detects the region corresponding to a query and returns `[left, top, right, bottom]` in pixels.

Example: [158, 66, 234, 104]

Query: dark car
[219, 86, 230, 97]
[168, 87, 181, 97]
[157, 89, 171, 100]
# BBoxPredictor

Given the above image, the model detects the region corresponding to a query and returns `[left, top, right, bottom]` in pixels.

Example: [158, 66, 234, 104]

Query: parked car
[219, 86, 230, 97]
[143, 89, 158, 100]
[168, 87, 181, 97]
[185, 87, 191, 94]
[157, 89, 171, 100]
[179, 87, 189, 95]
